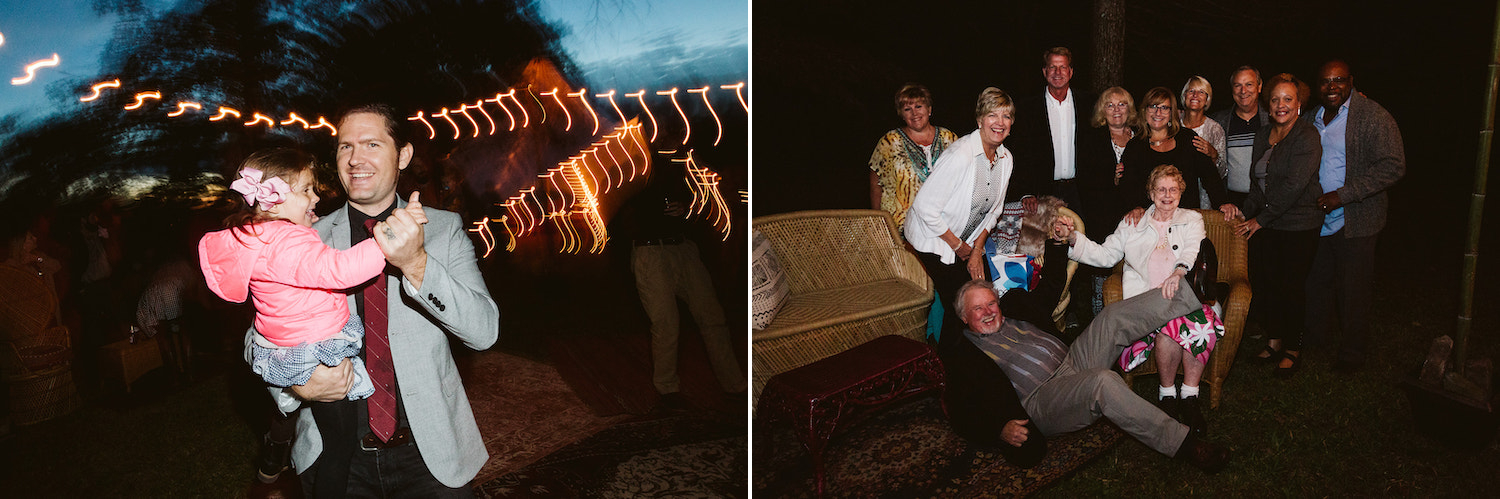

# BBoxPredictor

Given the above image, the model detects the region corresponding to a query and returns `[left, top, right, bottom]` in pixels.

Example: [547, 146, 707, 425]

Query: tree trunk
[1091, 0, 1125, 92]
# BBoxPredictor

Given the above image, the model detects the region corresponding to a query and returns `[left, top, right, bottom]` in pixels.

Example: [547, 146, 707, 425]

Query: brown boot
[1175, 433, 1230, 473]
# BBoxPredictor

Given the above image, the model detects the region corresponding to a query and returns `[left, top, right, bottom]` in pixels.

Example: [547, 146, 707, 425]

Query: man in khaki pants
[625, 159, 744, 410]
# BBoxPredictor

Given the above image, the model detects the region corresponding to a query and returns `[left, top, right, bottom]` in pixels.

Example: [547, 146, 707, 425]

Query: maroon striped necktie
[362, 219, 397, 442]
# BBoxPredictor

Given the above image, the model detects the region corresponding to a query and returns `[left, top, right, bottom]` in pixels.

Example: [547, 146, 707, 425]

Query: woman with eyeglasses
[1069, 87, 1138, 318]
[1053, 164, 1220, 436]
[1180, 76, 1229, 207]
[1119, 87, 1241, 226]
[1232, 73, 1324, 378]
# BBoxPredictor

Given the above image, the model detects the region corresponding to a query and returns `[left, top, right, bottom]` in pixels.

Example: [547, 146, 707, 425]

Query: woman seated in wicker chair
[1053, 165, 1222, 436]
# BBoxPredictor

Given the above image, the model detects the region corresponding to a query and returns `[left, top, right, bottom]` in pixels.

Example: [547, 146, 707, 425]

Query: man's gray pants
[1022, 278, 1199, 456]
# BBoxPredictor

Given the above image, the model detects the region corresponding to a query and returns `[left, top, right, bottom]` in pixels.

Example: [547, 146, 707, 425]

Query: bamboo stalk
[1456, 1, 1500, 374]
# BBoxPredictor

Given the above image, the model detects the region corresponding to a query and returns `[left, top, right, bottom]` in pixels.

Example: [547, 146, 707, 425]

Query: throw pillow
[751, 229, 790, 329]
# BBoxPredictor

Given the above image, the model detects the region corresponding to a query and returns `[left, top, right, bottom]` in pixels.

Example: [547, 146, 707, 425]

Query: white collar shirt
[1045, 88, 1076, 180]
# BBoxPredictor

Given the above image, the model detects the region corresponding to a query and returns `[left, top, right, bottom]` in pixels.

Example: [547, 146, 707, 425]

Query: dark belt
[360, 427, 413, 451]
[1054, 178, 1077, 184]
[634, 236, 684, 247]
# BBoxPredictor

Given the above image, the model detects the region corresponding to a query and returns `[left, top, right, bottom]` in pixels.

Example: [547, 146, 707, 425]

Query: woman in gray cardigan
[1235, 73, 1324, 378]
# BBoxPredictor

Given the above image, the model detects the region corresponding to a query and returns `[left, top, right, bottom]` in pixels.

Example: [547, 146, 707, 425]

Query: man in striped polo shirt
[951, 279, 1230, 471]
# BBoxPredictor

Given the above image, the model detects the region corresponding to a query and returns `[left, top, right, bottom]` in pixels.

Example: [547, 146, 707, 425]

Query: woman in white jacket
[1055, 164, 1222, 437]
[904, 87, 1016, 344]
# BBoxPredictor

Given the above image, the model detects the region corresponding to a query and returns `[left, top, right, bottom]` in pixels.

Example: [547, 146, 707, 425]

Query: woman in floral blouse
[869, 83, 958, 235]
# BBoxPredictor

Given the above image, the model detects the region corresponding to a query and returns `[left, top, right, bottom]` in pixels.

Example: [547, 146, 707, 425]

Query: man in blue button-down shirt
[1306, 60, 1406, 373]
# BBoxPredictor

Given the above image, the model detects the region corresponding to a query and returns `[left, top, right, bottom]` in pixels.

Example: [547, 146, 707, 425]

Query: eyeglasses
[1146, 104, 1172, 113]
[1153, 186, 1182, 195]
[1104, 101, 1130, 109]
[1321, 76, 1350, 85]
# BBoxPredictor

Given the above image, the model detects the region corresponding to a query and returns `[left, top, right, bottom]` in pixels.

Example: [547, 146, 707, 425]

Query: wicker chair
[0, 264, 80, 425]
[751, 210, 934, 408]
[1107, 209, 1251, 409]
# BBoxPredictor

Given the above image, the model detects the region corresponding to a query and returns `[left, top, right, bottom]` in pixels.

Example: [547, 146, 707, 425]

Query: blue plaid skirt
[249, 315, 375, 400]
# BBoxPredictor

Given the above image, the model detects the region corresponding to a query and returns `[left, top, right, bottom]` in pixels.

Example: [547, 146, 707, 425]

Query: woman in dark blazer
[1234, 73, 1324, 377]
[1118, 87, 1241, 225]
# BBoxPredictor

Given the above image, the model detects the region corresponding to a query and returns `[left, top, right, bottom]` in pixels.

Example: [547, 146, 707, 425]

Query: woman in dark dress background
[1119, 87, 1241, 224]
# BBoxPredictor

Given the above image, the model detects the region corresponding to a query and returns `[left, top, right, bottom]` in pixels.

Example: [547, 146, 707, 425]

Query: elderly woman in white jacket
[1055, 164, 1220, 437]
[905, 87, 1016, 344]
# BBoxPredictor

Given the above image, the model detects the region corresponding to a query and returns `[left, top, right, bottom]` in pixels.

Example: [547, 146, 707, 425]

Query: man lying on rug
[941, 278, 1231, 472]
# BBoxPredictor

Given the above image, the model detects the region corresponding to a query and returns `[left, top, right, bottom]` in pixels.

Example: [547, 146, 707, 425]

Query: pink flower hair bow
[230, 167, 290, 209]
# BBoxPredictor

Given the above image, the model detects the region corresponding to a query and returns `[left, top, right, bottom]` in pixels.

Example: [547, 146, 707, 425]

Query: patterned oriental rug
[753, 396, 1123, 498]
[474, 410, 747, 498]
[458, 350, 630, 485]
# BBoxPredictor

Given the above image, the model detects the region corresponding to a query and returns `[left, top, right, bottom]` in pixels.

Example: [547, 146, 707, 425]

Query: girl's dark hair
[222, 148, 320, 237]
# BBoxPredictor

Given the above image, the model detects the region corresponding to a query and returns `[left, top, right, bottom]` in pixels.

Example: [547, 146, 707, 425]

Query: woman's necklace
[1150, 133, 1168, 147]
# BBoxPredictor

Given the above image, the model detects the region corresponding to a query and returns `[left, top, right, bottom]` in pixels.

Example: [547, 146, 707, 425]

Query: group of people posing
[868, 47, 1405, 470]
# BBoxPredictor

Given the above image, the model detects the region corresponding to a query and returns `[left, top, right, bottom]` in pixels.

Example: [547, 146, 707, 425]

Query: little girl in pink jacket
[198, 148, 422, 398]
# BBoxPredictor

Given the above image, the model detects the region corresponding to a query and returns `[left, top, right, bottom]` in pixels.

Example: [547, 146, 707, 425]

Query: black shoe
[1251, 345, 1282, 365]
[1175, 433, 1231, 473]
[1180, 395, 1207, 437]
[255, 435, 292, 484]
[1273, 351, 1303, 379]
[1158, 395, 1181, 422]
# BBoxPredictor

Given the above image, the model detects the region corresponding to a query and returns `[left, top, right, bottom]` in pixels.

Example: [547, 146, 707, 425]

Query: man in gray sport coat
[1305, 60, 1405, 372]
[261, 103, 500, 496]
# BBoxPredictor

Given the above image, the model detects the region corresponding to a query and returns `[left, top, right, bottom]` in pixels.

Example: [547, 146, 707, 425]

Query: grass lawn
[1041, 273, 1500, 496]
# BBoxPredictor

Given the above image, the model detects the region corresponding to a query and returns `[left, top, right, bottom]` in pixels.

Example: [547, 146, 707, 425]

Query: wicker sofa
[751, 210, 933, 407]
[1109, 209, 1252, 409]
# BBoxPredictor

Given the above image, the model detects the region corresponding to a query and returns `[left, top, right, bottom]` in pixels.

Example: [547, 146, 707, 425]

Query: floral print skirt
[1118, 303, 1225, 372]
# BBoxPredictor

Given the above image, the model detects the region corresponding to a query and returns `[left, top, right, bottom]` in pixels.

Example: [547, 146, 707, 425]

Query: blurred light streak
[623, 123, 650, 175]
[656, 87, 689, 145]
[311, 116, 338, 136]
[208, 107, 241, 121]
[468, 218, 496, 258]
[244, 112, 276, 128]
[626, 90, 659, 142]
[453, 104, 480, 138]
[469, 100, 496, 135]
[567, 88, 598, 135]
[279, 112, 311, 128]
[721, 82, 749, 112]
[540, 88, 571, 131]
[526, 84, 545, 124]
[11, 53, 60, 85]
[597, 90, 626, 125]
[486, 92, 516, 131]
[679, 152, 732, 240]
[0, 32, 5, 47]
[123, 91, 161, 110]
[582, 147, 609, 192]
[504, 90, 529, 128]
[80, 79, 121, 102]
[688, 86, 723, 146]
[166, 101, 202, 117]
[433, 108, 460, 139]
[408, 111, 436, 139]
[603, 131, 637, 181]
[739, 189, 749, 204]
[592, 140, 624, 188]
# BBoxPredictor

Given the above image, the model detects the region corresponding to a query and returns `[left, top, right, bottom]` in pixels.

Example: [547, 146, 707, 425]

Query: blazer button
[438, 304, 446, 311]
[1172, 245, 1179, 250]
[427, 293, 435, 300]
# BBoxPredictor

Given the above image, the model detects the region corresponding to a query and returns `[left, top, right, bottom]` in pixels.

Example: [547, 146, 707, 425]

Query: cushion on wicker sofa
[760, 278, 930, 335]
[752, 229, 791, 329]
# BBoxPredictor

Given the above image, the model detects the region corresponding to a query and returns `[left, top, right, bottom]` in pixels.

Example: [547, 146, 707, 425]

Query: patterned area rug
[475, 410, 747, 498]
[458, 350, 630, 484]
[753, 396, 1123, 498]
